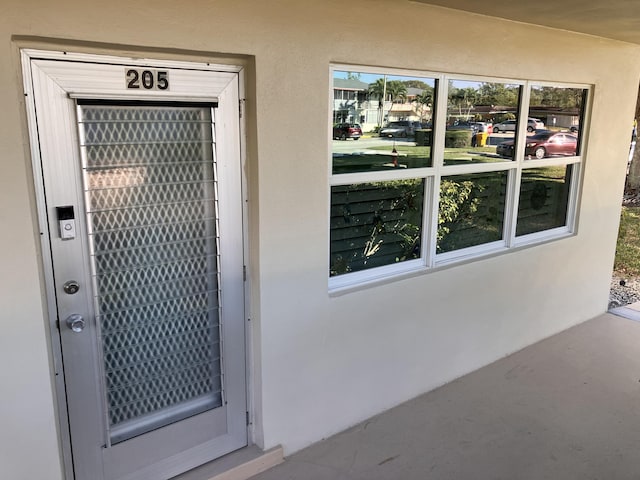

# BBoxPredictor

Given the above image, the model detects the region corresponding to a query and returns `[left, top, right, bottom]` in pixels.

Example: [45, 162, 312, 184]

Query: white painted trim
[21, 48, 251, 480]
[30, 58, 235, 102]
[20, 49, 76, 480]
[329, 259, 426, 294]
[22, 48, 243, 73]
[329, 167, 435, 186]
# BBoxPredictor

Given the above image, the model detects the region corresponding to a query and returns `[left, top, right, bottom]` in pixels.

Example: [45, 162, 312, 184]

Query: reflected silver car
[379, 121, 420, 138]
[493, 118, 545, 133]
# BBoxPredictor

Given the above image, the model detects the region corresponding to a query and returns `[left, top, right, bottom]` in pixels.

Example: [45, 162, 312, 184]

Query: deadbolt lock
[63, 280, 80, 295]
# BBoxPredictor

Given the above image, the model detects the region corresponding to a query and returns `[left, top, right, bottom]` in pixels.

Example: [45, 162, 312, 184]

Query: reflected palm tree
[368, 79, 408, 128]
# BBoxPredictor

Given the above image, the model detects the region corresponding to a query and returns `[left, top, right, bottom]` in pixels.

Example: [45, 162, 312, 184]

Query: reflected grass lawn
[332, 148, 432, 174]
[332, 144, 571, 176]
[369, 145, 574, 167]
[369, 144, 504, 165]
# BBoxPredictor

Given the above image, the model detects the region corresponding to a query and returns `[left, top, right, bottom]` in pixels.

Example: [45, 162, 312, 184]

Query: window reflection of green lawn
[332, 145, 513, 174]
[371, 145, 501, 164]
[332, 149, 431, 174]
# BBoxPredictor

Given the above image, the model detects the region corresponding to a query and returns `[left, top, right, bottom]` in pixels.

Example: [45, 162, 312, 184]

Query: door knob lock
[65, 314, 86, 333]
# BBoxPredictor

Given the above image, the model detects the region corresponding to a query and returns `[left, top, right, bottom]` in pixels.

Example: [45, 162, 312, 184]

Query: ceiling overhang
[411, 0, 640, 45]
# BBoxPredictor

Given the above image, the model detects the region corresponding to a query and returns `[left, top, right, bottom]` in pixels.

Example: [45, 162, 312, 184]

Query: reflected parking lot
[332, 136, 415, 154]
[332, 134, 517, 154]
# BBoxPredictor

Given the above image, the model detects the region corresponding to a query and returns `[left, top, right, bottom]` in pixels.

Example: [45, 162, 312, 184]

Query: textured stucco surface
[1, 1, 640, 479]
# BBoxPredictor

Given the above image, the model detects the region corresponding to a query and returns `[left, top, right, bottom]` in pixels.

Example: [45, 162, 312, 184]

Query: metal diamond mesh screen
[78, 104, 223, 443]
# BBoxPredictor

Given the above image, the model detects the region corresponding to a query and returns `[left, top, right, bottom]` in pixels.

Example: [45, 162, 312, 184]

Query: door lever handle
[65, 314, 86, 333]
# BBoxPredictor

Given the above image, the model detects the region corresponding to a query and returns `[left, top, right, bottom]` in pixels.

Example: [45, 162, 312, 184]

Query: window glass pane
[516, 165, 573, 236]
[332, 70, 436, 173]
[438, 171, 508, 253]
[525, 86, 587, 159]
[330, 180, 424, 276]
[447, 80, 521, 165]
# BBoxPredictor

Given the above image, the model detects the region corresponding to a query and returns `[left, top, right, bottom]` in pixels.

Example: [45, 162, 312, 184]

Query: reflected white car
[493, 118, 545, 133]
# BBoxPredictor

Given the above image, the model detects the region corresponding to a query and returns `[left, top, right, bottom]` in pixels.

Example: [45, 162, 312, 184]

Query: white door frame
[21, 49, 251, 480]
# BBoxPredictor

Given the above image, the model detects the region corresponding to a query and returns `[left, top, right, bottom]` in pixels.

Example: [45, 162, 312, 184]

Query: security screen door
[26, 56, 247, 480]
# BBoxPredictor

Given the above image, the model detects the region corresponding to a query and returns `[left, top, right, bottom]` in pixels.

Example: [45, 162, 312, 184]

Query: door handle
[65, 314, 86, 333]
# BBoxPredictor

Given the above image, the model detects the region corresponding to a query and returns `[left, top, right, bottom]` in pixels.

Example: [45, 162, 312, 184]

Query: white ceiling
[411, 0, 640, 45]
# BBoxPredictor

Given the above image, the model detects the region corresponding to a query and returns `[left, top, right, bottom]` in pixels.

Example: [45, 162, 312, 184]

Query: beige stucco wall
[2, 1, 640, 478]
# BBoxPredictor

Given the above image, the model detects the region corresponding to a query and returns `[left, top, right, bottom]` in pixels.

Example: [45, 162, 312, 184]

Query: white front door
[23, 52, 247, 480]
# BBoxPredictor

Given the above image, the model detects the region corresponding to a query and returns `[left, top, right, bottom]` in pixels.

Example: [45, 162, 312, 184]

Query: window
[330, 66, 589, 291]
[330, 180, 425, 276]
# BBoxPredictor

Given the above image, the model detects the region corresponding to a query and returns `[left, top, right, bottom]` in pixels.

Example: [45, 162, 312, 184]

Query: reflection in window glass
[438, 171, 508, 253]
[330, 180, 424, 276]
[332, 150, 432, 175]
[446, 80, 521, 165]
[329, 65, 589, 284]
[332, 70, 436, 173]
[521, 131, 578, 160]
[516, 165, 573, 236]
[527, 86, 587, 159]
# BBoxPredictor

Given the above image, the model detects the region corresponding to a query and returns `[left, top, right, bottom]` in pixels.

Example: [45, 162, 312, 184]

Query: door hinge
[239, 99, 245, 119]
[55, 319, 60, 330]
[243, 265, 247, 282]
[246, 411, 250, 426]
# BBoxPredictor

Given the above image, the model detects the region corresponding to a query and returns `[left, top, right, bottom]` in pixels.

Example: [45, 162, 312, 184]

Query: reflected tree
[368, 79, 408, 103]
[529, 87, 584, 109]
[449, 87, 478, 119]
[415, 89, 434, 123]
[476, 83, 519, 107]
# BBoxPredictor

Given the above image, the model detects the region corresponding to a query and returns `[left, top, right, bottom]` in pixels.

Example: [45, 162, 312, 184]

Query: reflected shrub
[415, 129, 432, 146]
[445, 130, 473, 148]
[330, 180, 424, 276]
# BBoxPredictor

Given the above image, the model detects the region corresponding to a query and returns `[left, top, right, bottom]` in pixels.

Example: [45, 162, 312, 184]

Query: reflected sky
[334, 70, 435, 85]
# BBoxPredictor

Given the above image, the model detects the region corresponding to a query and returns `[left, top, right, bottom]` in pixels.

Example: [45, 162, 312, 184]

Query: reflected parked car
[447, 121, 475, 131]
[496, 131, 578, 159]
[493, 118, 545, 133]
[471, 121, 492, 133]
[447, 121, 496, 133]
[333, 123, 362, 140]
[379, 121, 420, 138]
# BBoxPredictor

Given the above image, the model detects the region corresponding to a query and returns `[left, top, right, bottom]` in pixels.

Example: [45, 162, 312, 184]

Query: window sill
[328, 230, 575, 297]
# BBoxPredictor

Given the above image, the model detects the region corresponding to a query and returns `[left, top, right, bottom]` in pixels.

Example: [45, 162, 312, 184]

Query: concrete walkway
[250, 311, 640, 480]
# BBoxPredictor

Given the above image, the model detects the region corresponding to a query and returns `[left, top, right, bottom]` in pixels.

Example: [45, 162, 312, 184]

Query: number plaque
[125, 68, 170, 91]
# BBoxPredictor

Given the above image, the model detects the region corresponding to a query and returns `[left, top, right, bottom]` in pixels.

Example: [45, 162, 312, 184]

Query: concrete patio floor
[250, 309, 640, 480]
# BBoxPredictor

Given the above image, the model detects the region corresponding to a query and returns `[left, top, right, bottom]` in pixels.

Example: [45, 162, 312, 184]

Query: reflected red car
[333, 123, 362, 140]
[496, 131, 577, 159]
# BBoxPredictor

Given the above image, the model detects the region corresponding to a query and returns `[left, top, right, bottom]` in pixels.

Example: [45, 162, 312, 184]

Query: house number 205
[125, 68, 169, 90]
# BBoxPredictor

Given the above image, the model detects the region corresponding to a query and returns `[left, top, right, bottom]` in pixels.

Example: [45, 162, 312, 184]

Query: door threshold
[171, 445, 284, 480]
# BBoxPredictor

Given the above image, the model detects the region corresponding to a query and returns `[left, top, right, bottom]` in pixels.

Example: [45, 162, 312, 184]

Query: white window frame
[329, 64, 591, 294]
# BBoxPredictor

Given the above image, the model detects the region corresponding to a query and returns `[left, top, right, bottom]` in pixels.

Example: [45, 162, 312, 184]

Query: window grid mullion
[431, 76, 448, 171]
[565, 162, 582, 231]
[329, 167, 435, 186]
[426, 76, 450, 267]
[425, 175, 440, 268]
[505, 82, 531, 246]
[505, 168, 522, 248]
[514, 83, 531, 165]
